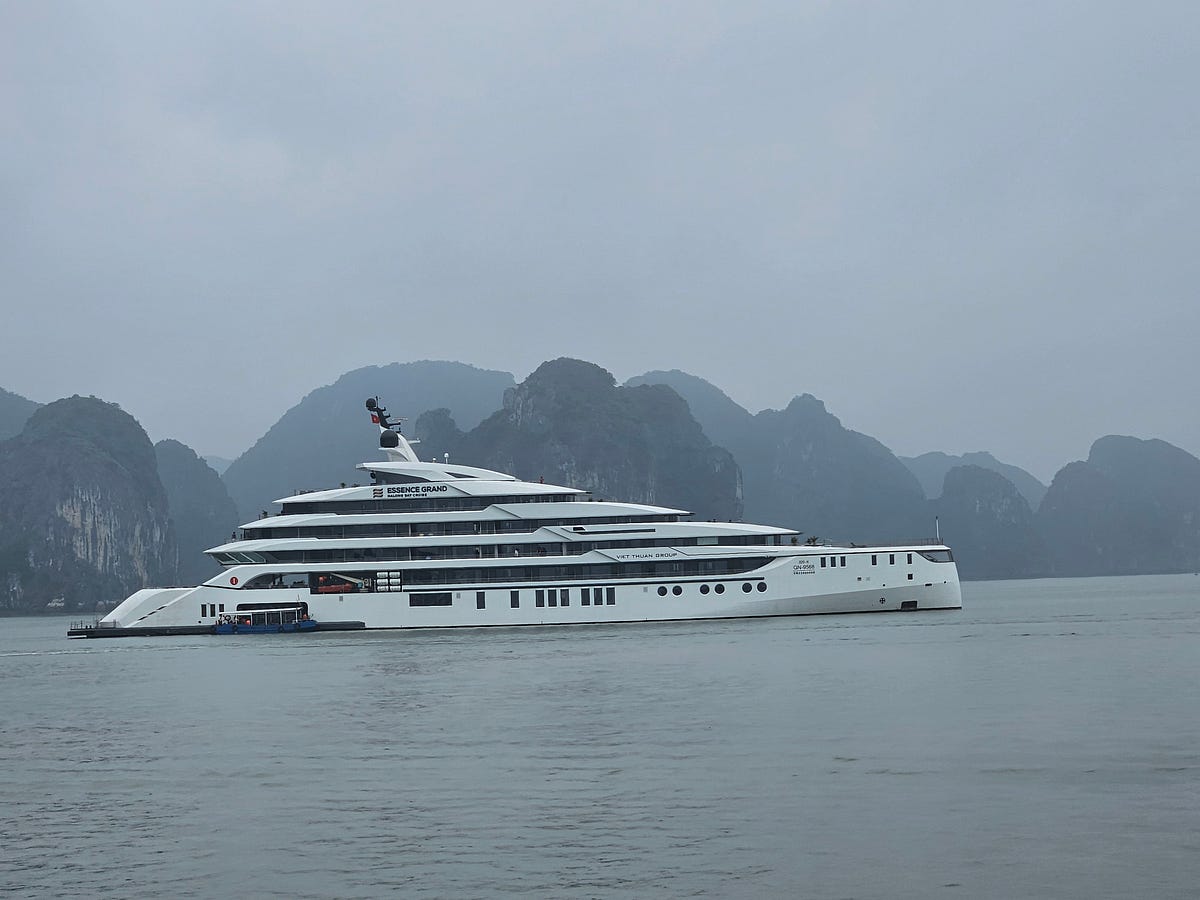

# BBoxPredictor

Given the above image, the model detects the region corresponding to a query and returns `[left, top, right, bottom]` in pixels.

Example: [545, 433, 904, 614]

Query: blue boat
[212, 609, 318, 635]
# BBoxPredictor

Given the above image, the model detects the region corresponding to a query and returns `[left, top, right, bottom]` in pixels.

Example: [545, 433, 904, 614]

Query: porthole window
[700, 584, 710, 594]
[657, 586, 668, 596]
[742, 582, 752, 593]
[756, 582, 767, 592]
[672, 585, 682, 595]
[715, 584, 726, 594]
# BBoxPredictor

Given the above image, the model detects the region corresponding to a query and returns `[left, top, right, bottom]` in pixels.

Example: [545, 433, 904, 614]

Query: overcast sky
[3, 1, 1197, 481]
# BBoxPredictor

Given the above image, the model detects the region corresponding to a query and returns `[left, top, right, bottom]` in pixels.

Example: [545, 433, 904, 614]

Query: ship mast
[365, 397, 420, 463]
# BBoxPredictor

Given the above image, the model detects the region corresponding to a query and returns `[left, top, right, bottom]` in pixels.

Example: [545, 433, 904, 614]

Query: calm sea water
[2, 575, 1199, 899]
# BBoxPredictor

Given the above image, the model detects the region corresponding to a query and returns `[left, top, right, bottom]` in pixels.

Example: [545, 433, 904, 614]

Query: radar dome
[379, 430, 400, 449]
[365, 398, 378, 411]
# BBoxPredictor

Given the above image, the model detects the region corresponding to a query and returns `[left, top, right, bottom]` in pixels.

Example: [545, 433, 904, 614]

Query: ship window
[907, 553, 913, 564]
[871, 555, 877, 565]
[410, 592, 452, 607]
[657, 586, 667, 596]
[561, 589, 569, 606]
[757, 582, 767, 592]
[919, 549, 954, 563]
[840, 556, 846, 567]
[820, 557, 826, 568]
[581, 588, 591, 605]
[908, 574, 913, 580]
[700, 584, 709, 594]
[386, 556, 772, 589]
[510, 590, 519, 608]
[606, 587, 615, 605]
[672, 585, 682, 595]
[742, 583, 752, 592]
[715, 583, 725, 594]
[548, 589, 557, 607]
[219, 604, 225, 613]
[371, 472, 432, 484]
[889, 554, 895, 565]
[476, 591, 485, 610]
[536, 590, 545, 608]
[310, 573, 369, 594]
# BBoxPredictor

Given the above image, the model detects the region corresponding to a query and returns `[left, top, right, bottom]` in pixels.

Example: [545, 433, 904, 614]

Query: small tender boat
[212, 608, 318, 634]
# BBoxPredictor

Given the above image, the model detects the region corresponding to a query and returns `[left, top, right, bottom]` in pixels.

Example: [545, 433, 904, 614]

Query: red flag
[371, 414, 380, 424]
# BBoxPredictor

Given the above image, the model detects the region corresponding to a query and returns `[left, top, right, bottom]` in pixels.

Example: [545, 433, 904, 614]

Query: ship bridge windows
[227, 551, 266, 564]
[368, 470, 480, 484]
[215, 552, 268, 566]
[369, 472, 433, 484]
[919, 549, 954, 563]
[256, 527, 301, 539]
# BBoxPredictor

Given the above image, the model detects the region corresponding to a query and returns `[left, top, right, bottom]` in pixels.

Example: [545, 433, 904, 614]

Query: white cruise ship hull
[99, 550, 962, 631]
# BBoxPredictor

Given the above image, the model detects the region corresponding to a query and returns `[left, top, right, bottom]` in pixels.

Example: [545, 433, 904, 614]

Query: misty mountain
[221, 360, 515, 521]
[155, 440, 241, 585]
[0, 387, 40, 442]
[627, 370, 927, 544]
[436, 359, 743, 522]
[1037, 436, 1200, 576]
[903, 450, 1046, 508]
[933, 465, 1047, 579]
[202, 455, 233, 475]
[412, 408, 465, 464]
[625, 370, 756, 450]
[747, 395, 929, 544]
[0, 396, 176, 613]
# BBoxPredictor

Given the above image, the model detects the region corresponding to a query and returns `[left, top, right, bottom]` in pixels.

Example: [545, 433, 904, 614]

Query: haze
[4, 2, 1197, 482]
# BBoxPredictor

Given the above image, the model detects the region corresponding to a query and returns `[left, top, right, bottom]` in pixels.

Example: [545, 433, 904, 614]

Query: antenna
[935, 515, 940, 542]
[365, 396, 393, 429]
[366, 395, 420, 461]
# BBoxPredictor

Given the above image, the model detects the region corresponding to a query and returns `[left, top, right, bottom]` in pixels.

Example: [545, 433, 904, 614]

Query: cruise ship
[94, 398, 962, 632]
